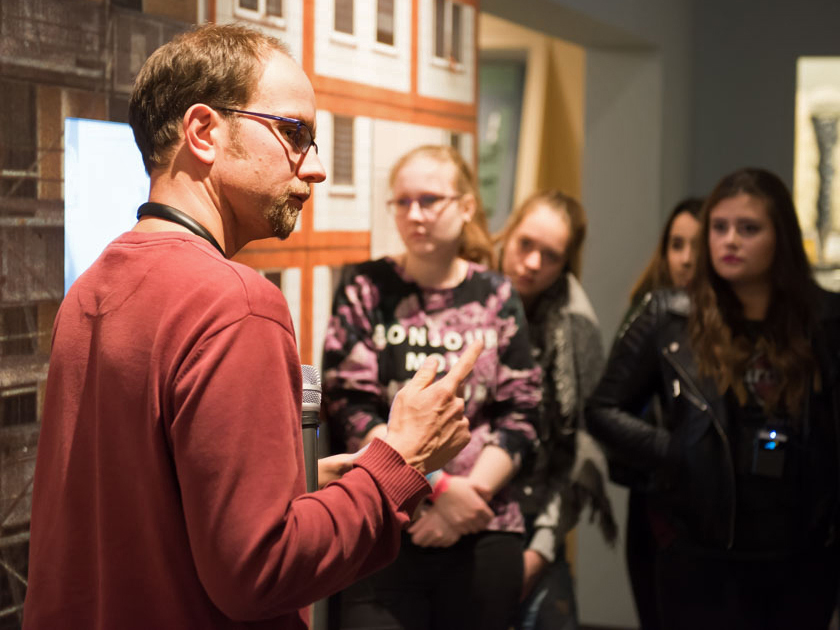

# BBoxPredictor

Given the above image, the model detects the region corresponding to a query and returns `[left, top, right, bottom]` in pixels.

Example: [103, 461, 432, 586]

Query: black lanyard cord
[136, 202, 225, 257]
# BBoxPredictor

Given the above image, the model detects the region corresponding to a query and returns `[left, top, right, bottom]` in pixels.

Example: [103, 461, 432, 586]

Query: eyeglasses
[214, 107, 319, 156]
[386, 194, 463, 217]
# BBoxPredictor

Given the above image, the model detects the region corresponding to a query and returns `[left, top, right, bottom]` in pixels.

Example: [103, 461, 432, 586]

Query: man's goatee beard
[267, 194, 302, 240]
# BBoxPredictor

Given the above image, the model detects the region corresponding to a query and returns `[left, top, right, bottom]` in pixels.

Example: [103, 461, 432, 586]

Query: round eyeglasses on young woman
[386, 194, 463, 218]
[213, 107, 318, 156]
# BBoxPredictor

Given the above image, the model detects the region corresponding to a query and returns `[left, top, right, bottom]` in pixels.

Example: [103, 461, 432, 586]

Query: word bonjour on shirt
[372, 323, 498, 373]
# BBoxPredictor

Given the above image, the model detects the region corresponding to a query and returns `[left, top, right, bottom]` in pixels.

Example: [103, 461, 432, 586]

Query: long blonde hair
[389, 145, 495, 267]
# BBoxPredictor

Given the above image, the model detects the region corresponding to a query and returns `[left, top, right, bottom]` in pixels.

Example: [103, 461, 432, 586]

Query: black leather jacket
[585, 288, 840, 550]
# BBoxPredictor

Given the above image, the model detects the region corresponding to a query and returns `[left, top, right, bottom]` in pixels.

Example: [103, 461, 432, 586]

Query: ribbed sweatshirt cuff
[354, 438, 431, 516]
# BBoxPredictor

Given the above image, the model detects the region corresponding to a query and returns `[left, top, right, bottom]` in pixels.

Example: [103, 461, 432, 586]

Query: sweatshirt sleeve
[322, 267, 391, 452]
[169, 313, 429, 622]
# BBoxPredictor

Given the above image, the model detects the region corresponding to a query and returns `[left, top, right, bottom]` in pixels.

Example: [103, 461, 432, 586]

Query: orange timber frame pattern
[232, 0, 479, 364]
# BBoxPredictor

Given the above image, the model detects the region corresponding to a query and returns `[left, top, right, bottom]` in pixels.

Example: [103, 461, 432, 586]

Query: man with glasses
[24, 23, 478, 630]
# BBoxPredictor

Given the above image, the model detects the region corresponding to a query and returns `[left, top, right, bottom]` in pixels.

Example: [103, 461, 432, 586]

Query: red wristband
[430, 472, 451, 502]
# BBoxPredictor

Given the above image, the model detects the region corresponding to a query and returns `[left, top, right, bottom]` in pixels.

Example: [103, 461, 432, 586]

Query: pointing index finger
[440, 338, 484, 391]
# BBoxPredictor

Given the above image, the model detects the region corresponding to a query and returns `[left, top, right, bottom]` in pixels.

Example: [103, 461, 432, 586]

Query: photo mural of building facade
[0, 1, 475, 623]
[212, 0, 478, 369]
[0, 1, 197, 624]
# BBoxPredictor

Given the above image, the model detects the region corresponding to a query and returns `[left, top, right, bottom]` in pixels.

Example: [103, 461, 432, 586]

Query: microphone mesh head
[302, 389, 321, 406]
[301, 364, 322, 407]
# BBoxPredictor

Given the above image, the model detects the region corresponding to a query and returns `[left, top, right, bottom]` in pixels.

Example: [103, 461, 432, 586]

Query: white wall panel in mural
[314, 0, 411, 92]
[280, 266, 302, 350]
[417, 0, 474, 104]
[313, 112, 373, 232]
[311, 265, 333, 371]
[215, 0, 304, 62]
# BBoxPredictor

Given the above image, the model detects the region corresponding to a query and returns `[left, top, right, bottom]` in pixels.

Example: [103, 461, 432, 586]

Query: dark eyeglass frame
[214, 107, 319, 156]
[385, 194, 463, 216]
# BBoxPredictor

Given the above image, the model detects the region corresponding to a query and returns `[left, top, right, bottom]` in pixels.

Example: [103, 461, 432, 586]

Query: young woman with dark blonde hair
[323, 145, 541, 630]
[587, 168, 840, 630]
[499, 189, 616, 630]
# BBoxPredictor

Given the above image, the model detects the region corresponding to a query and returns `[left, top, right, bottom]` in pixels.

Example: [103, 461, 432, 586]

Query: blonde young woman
[322, 145, 541, 630]
[498, 190, 616, 630]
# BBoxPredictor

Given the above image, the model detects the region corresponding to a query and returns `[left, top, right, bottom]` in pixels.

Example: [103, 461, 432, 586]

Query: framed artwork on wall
[794, 56, 840, 288]
[477, 55, 525, 234]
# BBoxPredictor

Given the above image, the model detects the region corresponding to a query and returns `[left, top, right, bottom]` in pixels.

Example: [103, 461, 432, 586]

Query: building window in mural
[335, 0, 354, 34]
[333, 115, 355, 187]
[434, 0, 462, 65]
[0, 80, 37, 200]
[236, 0, 283, 19]
[0, 386, 36, 428]
[377, 0, 395, 46]
[0, 306, 37, 358]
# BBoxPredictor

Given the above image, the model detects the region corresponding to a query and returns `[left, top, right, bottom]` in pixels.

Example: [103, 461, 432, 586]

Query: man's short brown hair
[128, 23, 290, 174]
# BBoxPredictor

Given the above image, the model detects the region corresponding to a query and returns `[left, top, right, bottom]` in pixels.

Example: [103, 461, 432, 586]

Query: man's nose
[297, 148, 326, 183]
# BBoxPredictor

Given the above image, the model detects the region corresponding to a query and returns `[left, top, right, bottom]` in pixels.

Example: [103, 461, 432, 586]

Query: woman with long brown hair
[587, 168, 840, 629]
[629, 198, 703, 305]
[621, 196, 702, 630]
[323, 145, 541, 630]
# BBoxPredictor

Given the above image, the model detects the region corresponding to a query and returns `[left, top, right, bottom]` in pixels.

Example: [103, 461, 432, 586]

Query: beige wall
[61, 88, 107, 122]
[37, 86, 63, 201]
[479, 4, 697, 624]
[479, 14, 585, 204]
[144, 0, 197, 23]
[478, 11, 587, 578]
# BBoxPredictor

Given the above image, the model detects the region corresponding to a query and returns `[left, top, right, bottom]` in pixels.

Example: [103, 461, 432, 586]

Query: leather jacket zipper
[662, 349, 737, 549]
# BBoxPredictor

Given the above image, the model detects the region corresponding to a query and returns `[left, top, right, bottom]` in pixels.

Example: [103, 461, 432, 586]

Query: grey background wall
[691, 0, 840, 193]
[481, 1, 695, 626]
[481, 0, 840, 627]
[482, 0, 694, 350]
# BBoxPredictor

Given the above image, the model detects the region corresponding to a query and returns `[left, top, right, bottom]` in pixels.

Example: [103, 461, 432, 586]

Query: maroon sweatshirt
[24, 232, 428, 629]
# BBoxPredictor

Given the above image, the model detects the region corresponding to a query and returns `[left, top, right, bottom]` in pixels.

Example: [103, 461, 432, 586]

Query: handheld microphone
[301, 365, 321, 492]
[302, 365, 327, 628]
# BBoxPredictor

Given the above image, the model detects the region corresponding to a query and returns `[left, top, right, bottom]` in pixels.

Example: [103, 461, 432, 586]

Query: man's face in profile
[216, 51, 325, 245]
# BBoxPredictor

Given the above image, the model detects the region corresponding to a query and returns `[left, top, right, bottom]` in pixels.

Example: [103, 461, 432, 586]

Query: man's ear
[182, 103, 219, 166]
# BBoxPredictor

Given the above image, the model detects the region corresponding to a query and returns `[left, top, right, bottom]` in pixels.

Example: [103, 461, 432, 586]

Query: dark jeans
[514, 545, 578, 630]
[337, 531, 523, 630]
[655, 543, 840, 630]
[625, 492, 660, 630]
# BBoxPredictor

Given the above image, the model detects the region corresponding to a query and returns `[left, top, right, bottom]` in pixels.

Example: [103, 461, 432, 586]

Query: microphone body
[301, 365, 321, 493]
[301, 365, 328, 629]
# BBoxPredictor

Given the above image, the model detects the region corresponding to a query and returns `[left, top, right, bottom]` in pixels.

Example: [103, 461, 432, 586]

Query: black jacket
[585, 288, 840, 550]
